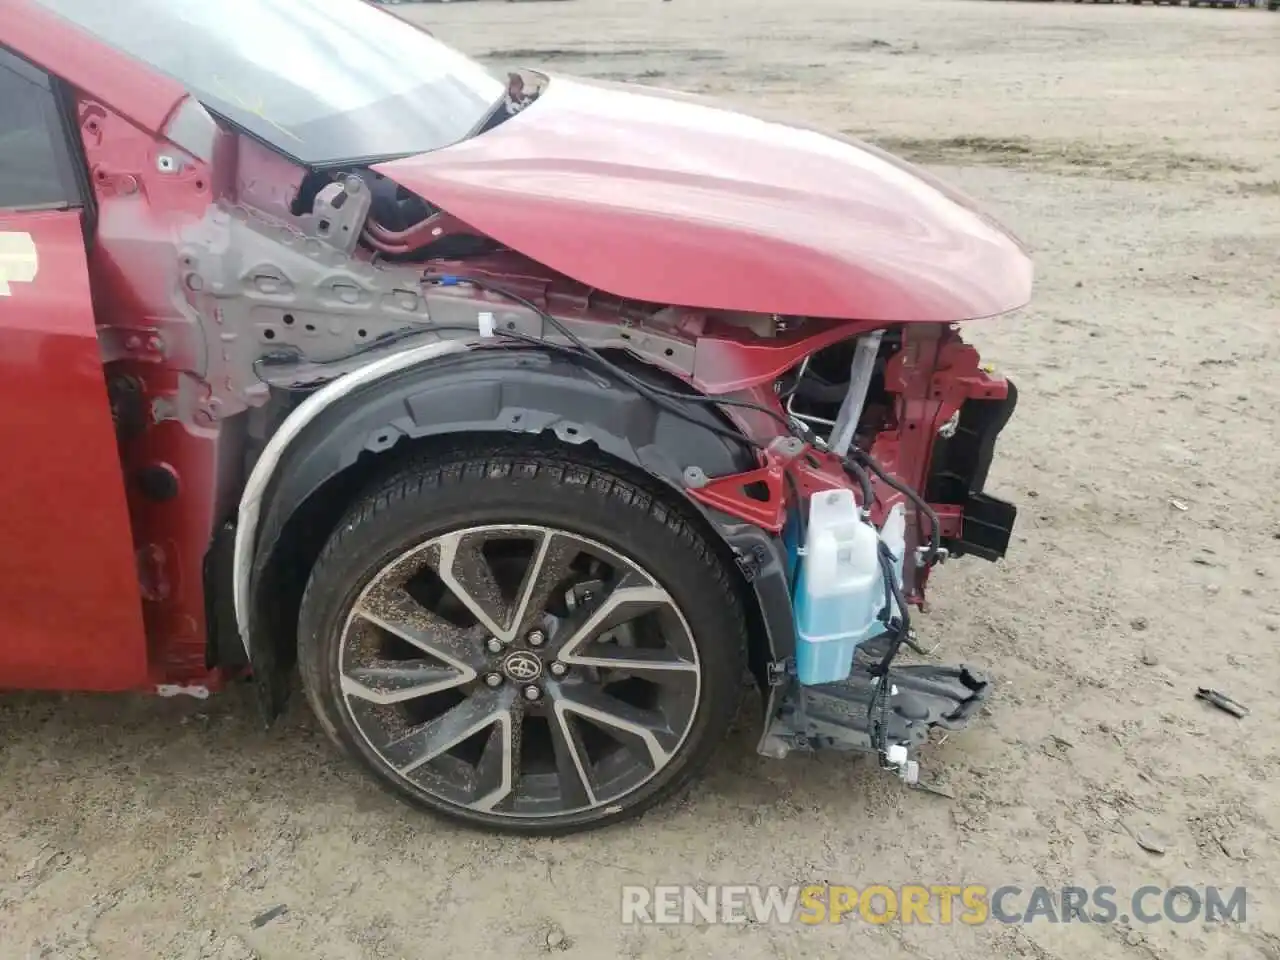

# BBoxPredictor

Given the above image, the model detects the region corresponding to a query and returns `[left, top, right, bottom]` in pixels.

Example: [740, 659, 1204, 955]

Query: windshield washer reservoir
[793, 488, 885, 685]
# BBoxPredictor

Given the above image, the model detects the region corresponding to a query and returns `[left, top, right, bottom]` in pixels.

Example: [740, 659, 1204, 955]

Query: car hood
[373, 75, 1033, 323]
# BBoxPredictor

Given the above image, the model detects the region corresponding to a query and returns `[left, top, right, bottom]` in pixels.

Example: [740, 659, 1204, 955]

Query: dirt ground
[2, 0, 1278, 957]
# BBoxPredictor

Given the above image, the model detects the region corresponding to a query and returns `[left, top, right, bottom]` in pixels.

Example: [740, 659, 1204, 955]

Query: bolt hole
[357, 328, 367, 338]
[907, 424, 916, 430]
[512, 414, 522, 423]
[263, 329, 276, 340]
[664, 347, 675, 357]
[566, 426, 579, 436]
[620, 332, 631, 340]
[95, 170, 106, 181]
[282, 314, 294, 326]
[318, 219, 331, 234]
[304, 323, 316, 332]
[195, 180, 205, 190]
[506, 321, 516, 330]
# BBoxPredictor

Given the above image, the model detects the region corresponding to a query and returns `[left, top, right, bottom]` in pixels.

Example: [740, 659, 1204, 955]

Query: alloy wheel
[337, 525, 702, 819]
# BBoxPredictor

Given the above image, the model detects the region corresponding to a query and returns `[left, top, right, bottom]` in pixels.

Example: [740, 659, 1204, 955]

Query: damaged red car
[0, 0, 1030, 833]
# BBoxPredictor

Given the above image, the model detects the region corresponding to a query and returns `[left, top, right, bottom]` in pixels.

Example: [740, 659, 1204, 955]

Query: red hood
[374, 75, 1033, 323]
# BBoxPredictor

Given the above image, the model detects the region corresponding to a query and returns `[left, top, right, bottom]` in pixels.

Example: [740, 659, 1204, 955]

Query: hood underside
[374, 75, 1033, 323]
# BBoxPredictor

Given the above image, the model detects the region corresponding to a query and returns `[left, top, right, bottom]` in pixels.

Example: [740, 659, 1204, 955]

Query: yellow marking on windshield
[210, 75, 303, 143]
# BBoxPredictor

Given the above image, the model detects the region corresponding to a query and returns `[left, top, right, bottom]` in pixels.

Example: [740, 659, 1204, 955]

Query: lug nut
[483, 672, 503, 688]
[527, 629, 546, 648]
[486, 637, 504, 654]
[549, 661, 568, 678]
[523, 684, 542, 702]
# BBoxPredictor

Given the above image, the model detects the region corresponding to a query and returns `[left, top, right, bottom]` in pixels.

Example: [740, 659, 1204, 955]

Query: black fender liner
[248, 348, 795, 715]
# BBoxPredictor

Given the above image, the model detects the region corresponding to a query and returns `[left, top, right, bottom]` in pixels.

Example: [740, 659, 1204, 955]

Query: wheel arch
[237, 343, 788, 718]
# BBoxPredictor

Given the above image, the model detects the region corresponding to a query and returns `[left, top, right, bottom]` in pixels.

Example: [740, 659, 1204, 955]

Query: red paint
[0, 210, 149, 690]
[686, 326, 1009, 604]
[375, 74, 1033, 323]
[0, 4, 1023, 695]
[687, 447, 799, 533]
[417, 249, 894, 394]
[76, 96, 224, 685]
[871, 327, 1010, 600]
[689, 321, 875, 395]
[5, 0, 229, 690]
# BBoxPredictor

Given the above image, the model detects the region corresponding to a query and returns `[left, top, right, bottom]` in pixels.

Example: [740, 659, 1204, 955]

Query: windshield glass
[36, 0, 507, 166]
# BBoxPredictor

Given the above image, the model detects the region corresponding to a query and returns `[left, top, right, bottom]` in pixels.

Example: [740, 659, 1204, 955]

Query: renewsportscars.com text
[620, 884, 1247, 926]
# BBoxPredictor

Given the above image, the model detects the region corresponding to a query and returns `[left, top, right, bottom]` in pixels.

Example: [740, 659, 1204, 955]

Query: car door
[0, 47, 149, 691]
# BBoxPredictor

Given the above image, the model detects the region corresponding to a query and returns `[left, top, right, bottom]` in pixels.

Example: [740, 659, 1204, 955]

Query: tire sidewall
[298, 454, 745, 834]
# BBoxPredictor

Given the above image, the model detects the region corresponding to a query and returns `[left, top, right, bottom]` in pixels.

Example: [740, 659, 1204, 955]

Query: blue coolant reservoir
[793, 489, 884, 685]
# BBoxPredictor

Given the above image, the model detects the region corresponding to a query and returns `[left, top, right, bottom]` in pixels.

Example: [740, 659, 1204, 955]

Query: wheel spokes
[354, 582, 488, 668]
[432, 528, 584, 643]
[506, 531, 581, 640]
[342, 662, 471, 705]
[560, 642, 699, 676]
[338, 524, 705, 819]
[434, 531, 512, 640]
[550, 681, 682, 772]
[547, 696, 599, 809]
[471, 711, 519, 811]
[384, 685, 515, 774]
[554, 582, 695, 677]
[554, 584, 668, 657]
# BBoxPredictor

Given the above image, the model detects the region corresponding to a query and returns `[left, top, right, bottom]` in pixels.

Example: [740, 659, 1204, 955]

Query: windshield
[36, 0, 507, 166]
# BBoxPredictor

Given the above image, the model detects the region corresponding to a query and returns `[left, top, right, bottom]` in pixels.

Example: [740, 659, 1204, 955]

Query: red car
[0, 0, 1030, 834]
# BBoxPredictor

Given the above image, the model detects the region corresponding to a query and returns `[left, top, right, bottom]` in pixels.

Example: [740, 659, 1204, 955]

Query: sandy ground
[3, 0, 1279, 957]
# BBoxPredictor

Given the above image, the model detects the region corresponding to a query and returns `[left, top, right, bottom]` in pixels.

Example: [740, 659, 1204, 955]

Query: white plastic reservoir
[793, 488, 885, 685]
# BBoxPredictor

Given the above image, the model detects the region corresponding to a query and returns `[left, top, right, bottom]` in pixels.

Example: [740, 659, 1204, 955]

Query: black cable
[776, 370, 803, 401]
[867, 539, 914, 754]
[839, 455, 875, 512]
[508, 328, 782, 443]
[429, 275, 941, 759]
[429, 275, 801, 440]
[482, 327, 770, 457]
[874, 542, 912, 668]
[258, 278, 939, 600]
[659, 388, 801, 433]
[253, 312, 774, 459]
[849, 447, 942, 566]
[252, 323, 493, 379]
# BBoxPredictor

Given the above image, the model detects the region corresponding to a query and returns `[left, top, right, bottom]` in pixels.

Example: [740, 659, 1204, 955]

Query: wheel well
[251, 431, 774, 704]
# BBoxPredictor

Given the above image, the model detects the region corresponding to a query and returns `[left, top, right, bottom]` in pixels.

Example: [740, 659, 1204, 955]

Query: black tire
[297, 444, 746, 835]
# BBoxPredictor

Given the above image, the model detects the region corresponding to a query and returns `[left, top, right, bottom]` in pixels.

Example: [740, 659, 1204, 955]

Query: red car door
[0, 47, 148, 690]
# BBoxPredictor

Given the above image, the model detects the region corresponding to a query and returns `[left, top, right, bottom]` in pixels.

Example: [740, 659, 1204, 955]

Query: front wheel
[297, 446, 746, 834]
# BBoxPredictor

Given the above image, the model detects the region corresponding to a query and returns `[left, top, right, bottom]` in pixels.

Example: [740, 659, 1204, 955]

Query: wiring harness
[259, 270, 943, 761]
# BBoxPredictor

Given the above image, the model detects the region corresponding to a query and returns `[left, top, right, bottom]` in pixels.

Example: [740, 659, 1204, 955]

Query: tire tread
[297, 440, 745, 835]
